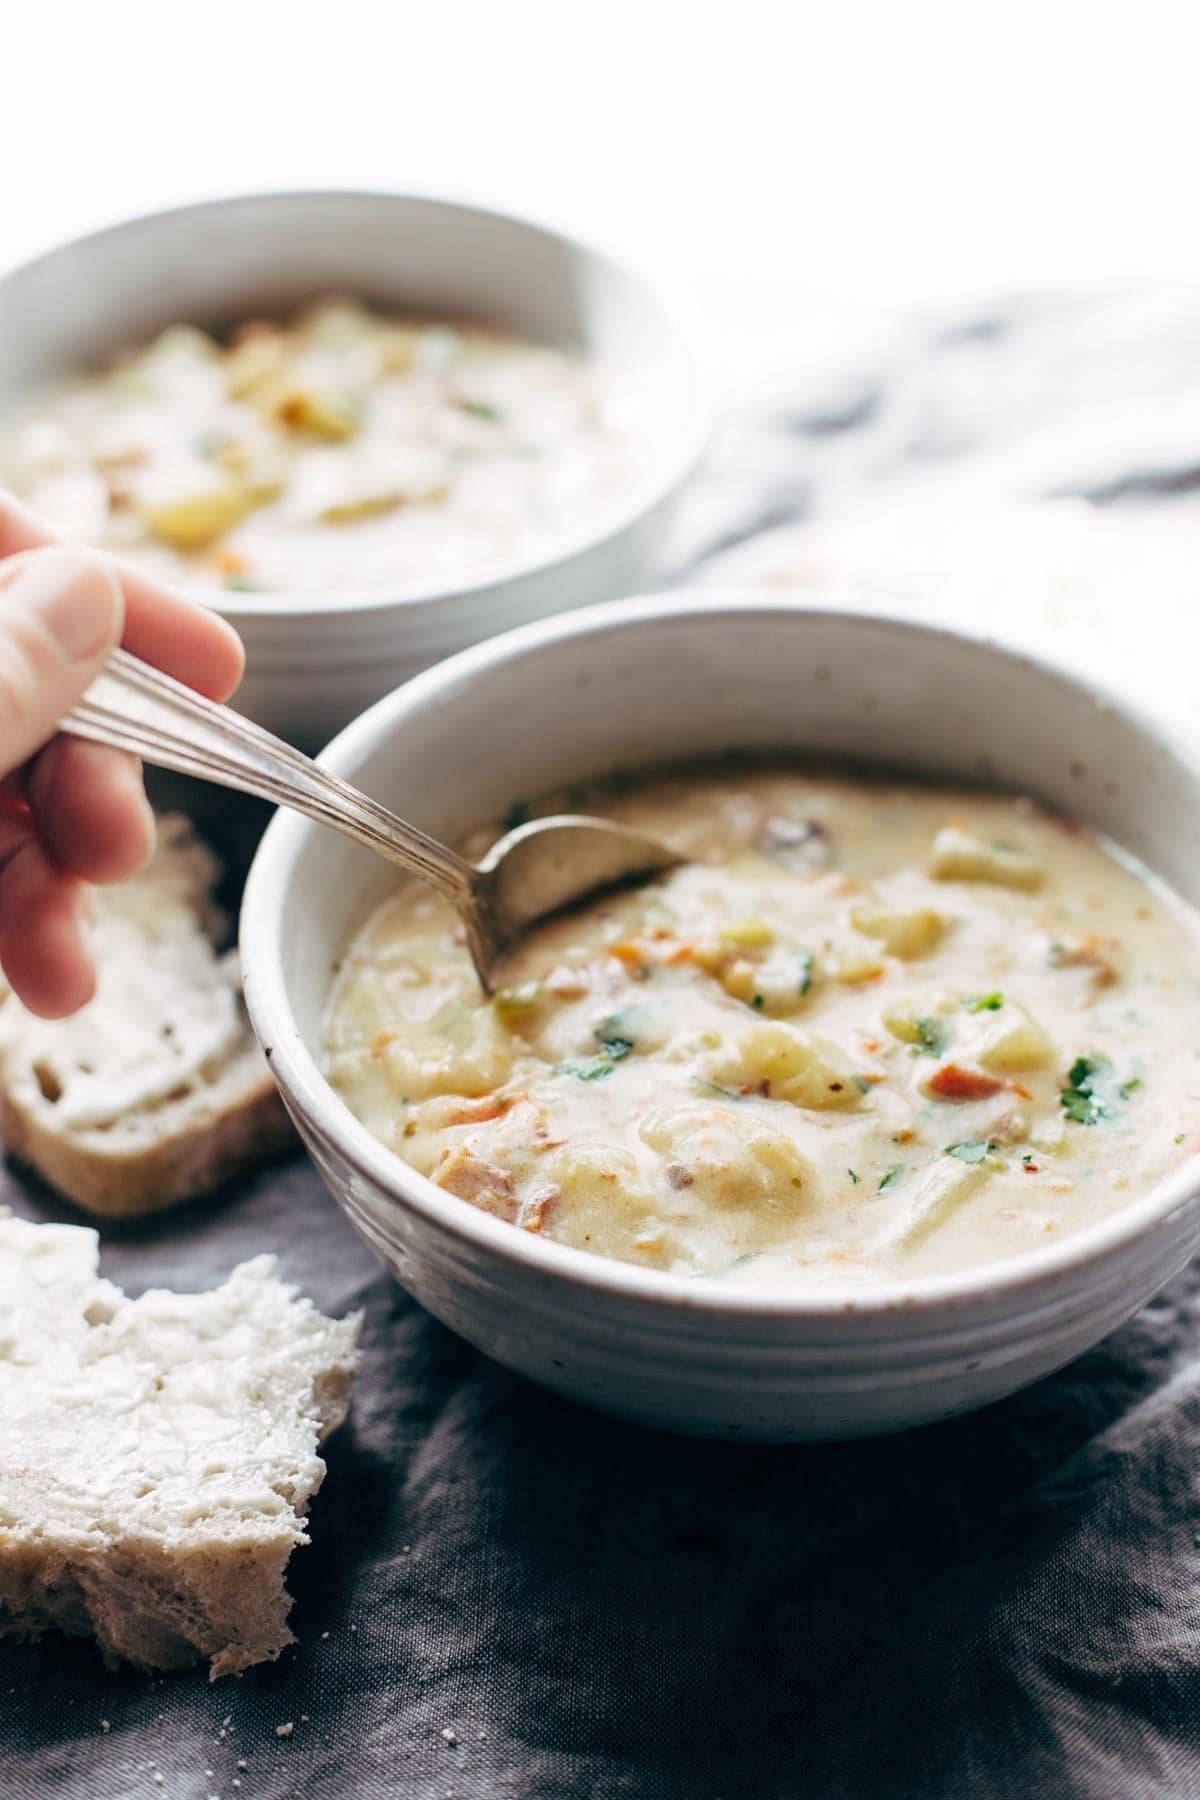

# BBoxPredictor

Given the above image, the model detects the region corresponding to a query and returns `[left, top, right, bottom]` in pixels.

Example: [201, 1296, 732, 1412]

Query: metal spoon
[62, 648, 682, 990]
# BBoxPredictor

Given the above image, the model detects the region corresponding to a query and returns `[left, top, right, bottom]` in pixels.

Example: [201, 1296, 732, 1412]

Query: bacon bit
[988, 1108, 1029, 1144]
[102, 470, 134, 509]
[1021, 1160, 1040, 1174]
[433, 1147, 517, 1222]
[610, 934, 693, 971]
[440, 1094, 507, 1127]
[519, 1185, 561, 1234]
[544, 964, 588, 998]
[665, 1161, 694, 1190]
[215, 548, 248, 577]
[1048, 933, 1119, 988]
[418, 1092, 518, 1133]
[634, 1232, 667, 1259]
[927, 1062, 1004, 1101]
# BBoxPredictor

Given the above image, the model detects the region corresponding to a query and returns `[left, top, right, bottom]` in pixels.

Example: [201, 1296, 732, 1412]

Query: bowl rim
[0, 186, 716, 621]
[241, 589, 1200, 1321]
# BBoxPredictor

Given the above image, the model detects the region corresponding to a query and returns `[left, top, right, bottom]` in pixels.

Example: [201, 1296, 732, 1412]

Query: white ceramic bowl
[241, 595, 1200, 1440]
[0, 191, 711, 747]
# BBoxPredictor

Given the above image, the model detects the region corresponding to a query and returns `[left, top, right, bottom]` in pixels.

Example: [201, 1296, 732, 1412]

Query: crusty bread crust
[0, 1216, 361, 1677]
[0, 814, 295, 1217]
[0, 1061, 294, 1218]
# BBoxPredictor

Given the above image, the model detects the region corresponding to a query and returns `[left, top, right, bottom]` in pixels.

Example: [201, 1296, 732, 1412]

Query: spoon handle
[63, 648, 477, 907]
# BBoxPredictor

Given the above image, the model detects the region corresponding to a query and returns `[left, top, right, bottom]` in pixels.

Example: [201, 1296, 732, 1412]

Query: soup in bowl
[240, 596, 1200, 1440]
[325, 762, 1200, 1290]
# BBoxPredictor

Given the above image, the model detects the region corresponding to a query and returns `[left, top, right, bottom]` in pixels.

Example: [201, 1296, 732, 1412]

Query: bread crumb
[440, 1727, 458, 1746]
[350, 1623, 358, 1633]
[99, 1721, 110, 1734]
[237, 1759, 248, 1771]
[276, 1721, 294, 1739]
[320, 1631, 330, 1641]
[300, 1713, 310, 1723]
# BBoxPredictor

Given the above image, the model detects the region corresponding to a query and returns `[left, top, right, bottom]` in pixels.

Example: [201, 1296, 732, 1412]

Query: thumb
[0, 548, 124, 775]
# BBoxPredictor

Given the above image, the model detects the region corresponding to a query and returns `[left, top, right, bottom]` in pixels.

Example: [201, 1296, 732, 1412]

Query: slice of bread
[0, 813, 293, 1217]
[0, 1208, 361, 1676]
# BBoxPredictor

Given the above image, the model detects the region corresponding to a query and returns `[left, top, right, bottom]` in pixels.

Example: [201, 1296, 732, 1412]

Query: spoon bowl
[469, 814, 682, 984]
[62, 649, 682, 987]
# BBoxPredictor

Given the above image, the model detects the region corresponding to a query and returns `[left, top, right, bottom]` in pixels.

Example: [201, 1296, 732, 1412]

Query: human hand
[0, 494, 244, 1018]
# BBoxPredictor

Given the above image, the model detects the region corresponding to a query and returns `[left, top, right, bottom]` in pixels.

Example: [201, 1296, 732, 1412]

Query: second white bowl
[0, 191, 712, 746]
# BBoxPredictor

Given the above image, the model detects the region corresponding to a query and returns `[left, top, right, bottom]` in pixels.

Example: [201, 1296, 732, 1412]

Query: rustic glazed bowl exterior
[241, 595, 1200, 1440]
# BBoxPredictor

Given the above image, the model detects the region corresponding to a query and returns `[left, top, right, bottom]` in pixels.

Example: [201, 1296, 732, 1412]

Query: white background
[6, 0, 1200, 327]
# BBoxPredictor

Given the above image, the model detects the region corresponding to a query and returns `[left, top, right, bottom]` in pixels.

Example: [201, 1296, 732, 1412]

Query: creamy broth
[325, 767, 1200, 1288]
[0, 302, 642, 595]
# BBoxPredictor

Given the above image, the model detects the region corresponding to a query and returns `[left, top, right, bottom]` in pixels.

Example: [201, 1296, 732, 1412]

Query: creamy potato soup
[325, 766, 1200, 1288]
[0, 302, 642, 594]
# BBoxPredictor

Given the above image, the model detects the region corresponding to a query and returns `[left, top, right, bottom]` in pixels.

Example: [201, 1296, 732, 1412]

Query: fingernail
[17, 550, 122, 663]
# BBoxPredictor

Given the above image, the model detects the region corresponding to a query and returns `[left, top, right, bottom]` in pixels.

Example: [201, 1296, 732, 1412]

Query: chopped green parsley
[1060, 1054, 1139, 1126]
[945, 1139, 992, 1165]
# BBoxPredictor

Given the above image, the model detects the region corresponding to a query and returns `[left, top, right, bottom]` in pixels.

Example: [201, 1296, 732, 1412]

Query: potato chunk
[720, 917, 775, 950]
[851, 904, 945, 959]
[928, 827, 1042, 891]
[882, 989, 958, 1049]
[136, 470, 258, 550]
[225, 330, 288, 399]
[269, 382, 360, 440]
[825, 936, 886, 985]
[640, 1103, 812, 1263]
[880, 1157, 988, 1251]
[642, 1104, 810, 1209]
[540, 1143, 664, 1262]
[967, 1001, 1053, 1073]
[381, 1004, 513, 1101]
[707, 1022, 863, 1109]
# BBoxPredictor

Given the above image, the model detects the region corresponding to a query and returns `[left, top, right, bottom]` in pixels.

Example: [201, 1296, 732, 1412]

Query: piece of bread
[0, 813, 293, 1217]
[0, 1208, 360, 1677]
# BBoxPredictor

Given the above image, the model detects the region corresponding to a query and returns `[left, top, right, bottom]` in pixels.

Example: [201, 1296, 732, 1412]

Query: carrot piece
[927, 1062, 1004, 1101]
